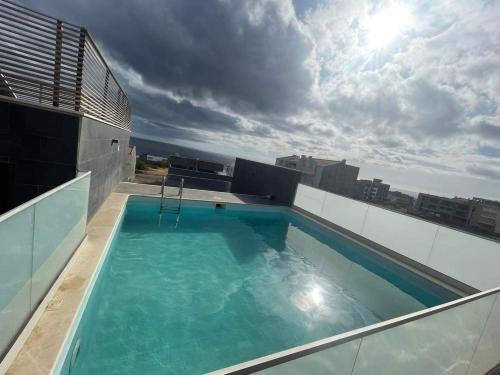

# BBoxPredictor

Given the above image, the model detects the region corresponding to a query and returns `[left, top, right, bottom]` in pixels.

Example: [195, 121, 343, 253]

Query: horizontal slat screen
[0, 0, 131, 130]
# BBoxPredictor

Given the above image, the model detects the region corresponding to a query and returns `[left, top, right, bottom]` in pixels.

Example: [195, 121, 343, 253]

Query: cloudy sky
[24, 0, 500, 199]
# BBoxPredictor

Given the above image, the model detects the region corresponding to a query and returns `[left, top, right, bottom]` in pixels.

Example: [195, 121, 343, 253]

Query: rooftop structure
[276, 155, 359, 196]
[139, 153, 169, 163]
[169, 155, 224, 174]
[168, 156, 224, 173]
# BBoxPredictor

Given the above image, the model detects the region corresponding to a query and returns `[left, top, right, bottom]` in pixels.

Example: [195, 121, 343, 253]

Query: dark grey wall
[168, 167, 232, 192]
[77, 117, 131, 217]
[231, 158, 301, 206]
[319, 162, 359, 197]
[0, 100, 80, 213]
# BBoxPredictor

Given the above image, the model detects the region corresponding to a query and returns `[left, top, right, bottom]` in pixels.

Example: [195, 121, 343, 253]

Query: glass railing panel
[243, 292, 500, 375]
[254, 339, 361, 375]
[0, 206, 35, 355]
[31, 174, 90, 309]
[467, 294, 500, 375]
[361, 205, 438, 264]
[352, 294, 496, 375]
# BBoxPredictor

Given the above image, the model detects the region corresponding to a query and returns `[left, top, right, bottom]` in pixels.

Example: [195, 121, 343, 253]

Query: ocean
[130, 137, 236, 166]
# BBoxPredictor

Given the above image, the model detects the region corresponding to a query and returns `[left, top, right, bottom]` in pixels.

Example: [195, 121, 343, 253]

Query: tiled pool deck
[2, 186, 271, 374]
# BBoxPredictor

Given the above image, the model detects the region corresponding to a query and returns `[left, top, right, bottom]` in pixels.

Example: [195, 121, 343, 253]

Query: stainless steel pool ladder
[159, 175, 184, 214]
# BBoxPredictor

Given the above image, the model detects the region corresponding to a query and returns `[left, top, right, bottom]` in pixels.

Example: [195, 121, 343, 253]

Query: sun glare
[365, 4, 412, 50]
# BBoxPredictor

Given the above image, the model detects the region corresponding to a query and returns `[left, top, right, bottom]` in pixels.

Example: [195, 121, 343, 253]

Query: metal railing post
[104, 69, 110, 101]
[178, 178, 184, 212]
[179, 178, 184, 199]
[52, 20, 63, 107]
[75, 28, 86, 111]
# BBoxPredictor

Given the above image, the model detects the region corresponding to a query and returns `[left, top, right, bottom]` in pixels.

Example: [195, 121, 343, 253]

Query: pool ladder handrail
[159, 175, 184, 214]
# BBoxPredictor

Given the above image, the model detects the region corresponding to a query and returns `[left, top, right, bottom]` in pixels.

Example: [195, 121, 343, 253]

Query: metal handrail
[179, 178, 184, 200]
[160, 175, 166, 210]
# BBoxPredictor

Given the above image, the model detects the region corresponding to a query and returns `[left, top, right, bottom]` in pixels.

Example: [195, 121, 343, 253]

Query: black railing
[0, 0, 131, 130]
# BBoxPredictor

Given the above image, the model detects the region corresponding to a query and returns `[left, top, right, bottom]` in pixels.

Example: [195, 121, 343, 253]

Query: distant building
[355, 178, 390, 203]
[469, 198, 500, 236]
[386, 191, 414, 209]
[169, 155, 224, 174]
[275, 155, 359, 196]
[415, 193, 474, 227]
[139, 153, 168, 163]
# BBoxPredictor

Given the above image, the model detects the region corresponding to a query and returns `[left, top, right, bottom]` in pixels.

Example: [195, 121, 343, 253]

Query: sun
[365, 4, 412, 50]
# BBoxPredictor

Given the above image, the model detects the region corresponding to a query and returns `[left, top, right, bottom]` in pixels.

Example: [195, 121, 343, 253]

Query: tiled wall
[0, 100, 133, 218]
[0, 100, 80, 212]
[294, 184, 500, 292]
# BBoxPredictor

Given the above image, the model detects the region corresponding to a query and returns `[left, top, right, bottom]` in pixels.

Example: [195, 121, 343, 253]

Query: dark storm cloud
[133, 117, 207, 144]
[127, 85, 277, 139]
[23, 0, 314, 118]
[129, 87, 240, 134]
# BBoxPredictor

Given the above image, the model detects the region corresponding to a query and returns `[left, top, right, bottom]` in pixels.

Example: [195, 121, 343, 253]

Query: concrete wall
[294, 184, 500, 292]
[231, 158, 302, 206]
[0, 100, 80, 214]
[77, 117, 131, 217]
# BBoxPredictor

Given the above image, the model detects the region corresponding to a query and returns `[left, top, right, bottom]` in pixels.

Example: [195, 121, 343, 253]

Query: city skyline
[23, 0, 500, 200]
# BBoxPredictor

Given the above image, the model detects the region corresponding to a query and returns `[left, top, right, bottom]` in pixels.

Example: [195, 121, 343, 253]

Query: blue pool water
[66, 197, 457, 374]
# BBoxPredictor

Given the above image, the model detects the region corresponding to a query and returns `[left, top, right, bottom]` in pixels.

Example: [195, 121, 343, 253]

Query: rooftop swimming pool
[60, 196, 458, 375]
